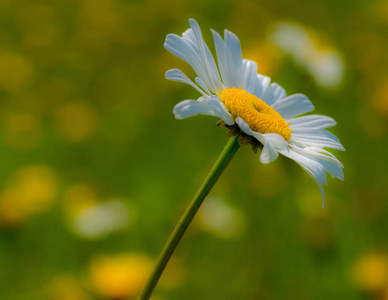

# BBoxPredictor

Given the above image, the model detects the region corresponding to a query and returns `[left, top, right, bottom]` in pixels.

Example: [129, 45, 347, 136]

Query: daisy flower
[164, 19, 344, 204]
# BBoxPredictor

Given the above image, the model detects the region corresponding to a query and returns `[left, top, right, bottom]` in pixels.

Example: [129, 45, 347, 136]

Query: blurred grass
[0, 0, 387, 299]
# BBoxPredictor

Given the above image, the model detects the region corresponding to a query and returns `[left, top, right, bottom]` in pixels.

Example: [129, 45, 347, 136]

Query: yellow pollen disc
[219, 87, 292, 141]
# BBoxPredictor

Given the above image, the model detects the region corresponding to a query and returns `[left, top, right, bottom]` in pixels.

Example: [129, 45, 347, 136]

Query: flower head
[164, 19, 344, 205]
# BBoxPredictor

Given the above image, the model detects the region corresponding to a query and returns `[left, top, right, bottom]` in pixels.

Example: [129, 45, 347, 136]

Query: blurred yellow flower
[48, 275, 91, 300]
[0, 165, 57, 227]
[352, 251, 388, 292]
[55, 102, 98, 142]
[244, 41, 281, 77]
[0, 52, 34, 92]
[89, 253, 154, 299]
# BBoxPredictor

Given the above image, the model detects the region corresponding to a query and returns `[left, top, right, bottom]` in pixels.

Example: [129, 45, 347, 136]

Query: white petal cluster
[164, 19, 345, 205]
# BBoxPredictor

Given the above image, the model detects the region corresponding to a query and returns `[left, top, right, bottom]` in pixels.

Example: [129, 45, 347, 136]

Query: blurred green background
[0, 0, 387, 299]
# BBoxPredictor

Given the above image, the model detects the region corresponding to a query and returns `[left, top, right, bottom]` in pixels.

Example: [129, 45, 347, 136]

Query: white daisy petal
[262, 83, 286, 106]
[317, 159, 343, 180]
[165, 69, 206, 96]
[260, 140, 279, 163]
[224, 29, 244, 88]
[242, 59, 258, 93]
[291, 131, 345, 151]
[164, 34, 202, 70]
[164, 34, 196, 60]
[181, 28, 223, 91]
[189, 19, 224, 92]
[288, 115, 336, 129]
[301, 147, 344, 167]
[173, 99, 215, 119]
[195, 77, 212, 95]
[251, 77, 264, 99]
[173, 97, 230, 123]
[206, 96, 234, 125]
[278, 148, 328, 185]
[253, 74, 271, 98]
[235, 118, 285, 163]
[235, 117, 255, 136]
[290, 137, 344, 151]
[292, 146, 344, 180]
[181, 28, 204, 51]
[263, 133, 288, 149]
[279, 147, 327, 205]
[181, 28, 201, 55]
[255, 133, 288, 163]
[235, 118, 266, 145]
[211, 29, 230, 88]
[197, 95, 209, 102]
[291, 128, 341, 143]
[272, 94, 314, 119]
[164, 34, 211, 87]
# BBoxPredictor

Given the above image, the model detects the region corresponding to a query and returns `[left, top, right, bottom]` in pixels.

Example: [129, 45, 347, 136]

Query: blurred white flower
[198, 196, 246, 239]
[268, 22, 345, 89]
[72, 199, 133, 239]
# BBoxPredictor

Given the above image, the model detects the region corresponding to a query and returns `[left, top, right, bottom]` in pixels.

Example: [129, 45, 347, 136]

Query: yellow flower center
[219, 87, 292, 141]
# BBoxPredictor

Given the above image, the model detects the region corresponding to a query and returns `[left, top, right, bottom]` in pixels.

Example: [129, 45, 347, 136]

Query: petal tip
[188, 18, 199, 28]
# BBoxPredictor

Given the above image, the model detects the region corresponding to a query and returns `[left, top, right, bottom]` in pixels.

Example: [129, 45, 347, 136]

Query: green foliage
[0, 0, 387, 299]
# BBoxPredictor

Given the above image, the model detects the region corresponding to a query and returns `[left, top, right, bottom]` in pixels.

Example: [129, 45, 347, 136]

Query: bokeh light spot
[55, 102, 98, 142]
[352, 251, 388, 293]
[0, 165, 57, 227]
[89, 253, 153, 299]
[0, 52, 34, 92]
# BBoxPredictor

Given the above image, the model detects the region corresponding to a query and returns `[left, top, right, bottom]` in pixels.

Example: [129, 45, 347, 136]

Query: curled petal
[165, 69, 206, 96]
[206, 96, 234, 125]
[173, 97, 233, 125]
[173, 100, 216, 119]
[236, 118, 287, 163]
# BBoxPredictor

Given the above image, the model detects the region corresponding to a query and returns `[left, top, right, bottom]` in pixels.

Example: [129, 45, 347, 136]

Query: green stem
[139, 135, 240, 300]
